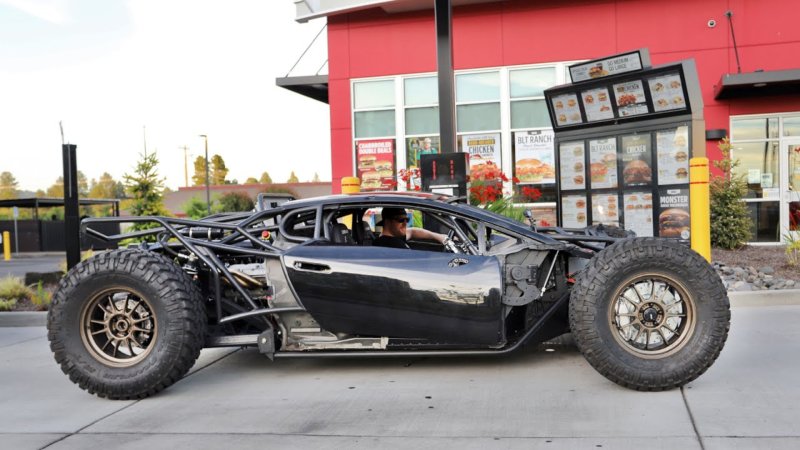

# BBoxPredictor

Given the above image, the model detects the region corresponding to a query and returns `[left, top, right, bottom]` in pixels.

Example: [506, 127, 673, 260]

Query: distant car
[47, 192, 730, 399]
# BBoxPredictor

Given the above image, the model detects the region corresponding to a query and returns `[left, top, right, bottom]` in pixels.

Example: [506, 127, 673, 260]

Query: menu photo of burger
[358, 155, 377, 171]
[623, 159, 652, 185]
[360, 171, 382, 190]
[659, 208, 690, 238]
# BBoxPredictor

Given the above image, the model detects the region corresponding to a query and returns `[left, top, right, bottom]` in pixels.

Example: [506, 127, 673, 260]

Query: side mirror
[523, 209, 536, 232]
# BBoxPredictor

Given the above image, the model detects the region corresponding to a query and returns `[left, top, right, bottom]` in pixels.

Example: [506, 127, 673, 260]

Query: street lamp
[198, 134, 211, 215]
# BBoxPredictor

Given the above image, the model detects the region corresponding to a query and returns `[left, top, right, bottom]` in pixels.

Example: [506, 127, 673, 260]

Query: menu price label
[559, 141, 586, 190]
[570, 51, 645, 82]
[551, 93, 583, 125]
[561, 194, 588, 228]
[658, 188, 690, 239]
[656, 126, 690, 185]
[592, 193, 619, 227]
[648, 73, 686, 112]
[623, 192, 654, 237]
[588, 138, 618, 189]
[581, 87, 614, 122]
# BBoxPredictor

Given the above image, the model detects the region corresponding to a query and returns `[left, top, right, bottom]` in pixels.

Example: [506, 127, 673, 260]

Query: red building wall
[327, 0, 800, 191]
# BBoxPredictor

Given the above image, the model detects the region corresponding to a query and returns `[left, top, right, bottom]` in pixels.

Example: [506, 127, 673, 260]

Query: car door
[283, 243, 504, 345]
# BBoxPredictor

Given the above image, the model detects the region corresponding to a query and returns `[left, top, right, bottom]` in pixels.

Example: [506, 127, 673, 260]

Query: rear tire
[47, 249, 206, 399]
[569, 237, 730, 390]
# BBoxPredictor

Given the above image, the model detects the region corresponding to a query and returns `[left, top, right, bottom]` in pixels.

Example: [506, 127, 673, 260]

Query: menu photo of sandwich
[516, 158, 555, 184]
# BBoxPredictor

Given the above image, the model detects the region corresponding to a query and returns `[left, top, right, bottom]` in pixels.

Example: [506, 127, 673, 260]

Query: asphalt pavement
[1, 302, 799, 450]
[0, 253, 63, 279]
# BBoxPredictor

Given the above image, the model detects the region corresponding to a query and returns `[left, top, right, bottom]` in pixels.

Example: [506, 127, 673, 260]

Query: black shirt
[373, 235, 410, 249]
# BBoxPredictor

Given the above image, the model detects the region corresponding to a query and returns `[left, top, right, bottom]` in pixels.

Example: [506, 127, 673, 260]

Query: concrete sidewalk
[1, 304, 799, 449]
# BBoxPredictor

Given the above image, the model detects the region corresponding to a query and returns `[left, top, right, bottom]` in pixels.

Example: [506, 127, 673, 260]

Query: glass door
[784, 139, 800, 239]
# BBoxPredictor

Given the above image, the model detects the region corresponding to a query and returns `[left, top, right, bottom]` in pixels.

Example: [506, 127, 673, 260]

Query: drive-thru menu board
[546, 62, 692, 131]
[546, 54, 700, 239]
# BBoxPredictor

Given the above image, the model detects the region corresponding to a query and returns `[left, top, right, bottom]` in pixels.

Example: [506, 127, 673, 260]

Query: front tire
[569, 238, 730, 390]
[47, 249, 206, 399]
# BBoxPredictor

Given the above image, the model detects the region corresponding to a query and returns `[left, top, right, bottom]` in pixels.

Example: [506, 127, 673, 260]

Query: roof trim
[295, 0, 395, 23]
[714, 69, 800, 100]
[276, 74, 329, 104]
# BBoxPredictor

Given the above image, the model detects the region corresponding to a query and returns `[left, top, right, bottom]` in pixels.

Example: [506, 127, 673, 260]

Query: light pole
[198, 134, 211, 215]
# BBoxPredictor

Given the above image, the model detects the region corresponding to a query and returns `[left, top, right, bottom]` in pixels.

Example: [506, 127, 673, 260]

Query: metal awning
[275, 74, 329, 104]
[714, 69, 800, 100]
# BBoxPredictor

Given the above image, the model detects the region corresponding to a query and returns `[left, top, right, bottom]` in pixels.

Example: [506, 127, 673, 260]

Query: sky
[0, 0, 331, 193]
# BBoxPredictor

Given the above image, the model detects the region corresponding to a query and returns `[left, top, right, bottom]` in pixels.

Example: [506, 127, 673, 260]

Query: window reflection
[746, 202, 780, 242]
[732, 142, 779, 198]
[456, 72, 500, 103]
[731, 118, 778, 140]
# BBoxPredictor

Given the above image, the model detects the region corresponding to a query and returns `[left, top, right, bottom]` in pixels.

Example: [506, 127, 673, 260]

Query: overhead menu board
[545, 62, 692, 131]
[569, 50, 649, 83]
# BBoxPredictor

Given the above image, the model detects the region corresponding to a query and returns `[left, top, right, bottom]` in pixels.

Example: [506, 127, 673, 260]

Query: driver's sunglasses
[391, 217, 409, 224]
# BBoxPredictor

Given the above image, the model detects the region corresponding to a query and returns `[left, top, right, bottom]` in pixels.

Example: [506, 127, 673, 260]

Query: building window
[353, 80, 397, 191]
[730, 113, 800, 242]
[456, 71, 501, 133]
[353, 80, 395, 139]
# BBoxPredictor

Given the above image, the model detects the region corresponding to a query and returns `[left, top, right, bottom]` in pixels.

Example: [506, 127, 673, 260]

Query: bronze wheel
[608, 274, 695, 358]
[80, 288, 157, 367]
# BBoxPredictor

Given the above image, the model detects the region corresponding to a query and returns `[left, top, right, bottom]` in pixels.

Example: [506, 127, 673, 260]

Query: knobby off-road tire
[47, 249, 206, 399]
[569, 237, 730, 390]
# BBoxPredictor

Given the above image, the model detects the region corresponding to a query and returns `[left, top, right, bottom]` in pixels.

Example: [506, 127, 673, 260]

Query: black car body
[47, 192, 730, 399]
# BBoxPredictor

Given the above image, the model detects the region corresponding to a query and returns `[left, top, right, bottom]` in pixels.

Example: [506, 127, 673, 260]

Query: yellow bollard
[2, 231, 9, 261]
[689, 157, 711, 262]
[341, 176, 361, 194]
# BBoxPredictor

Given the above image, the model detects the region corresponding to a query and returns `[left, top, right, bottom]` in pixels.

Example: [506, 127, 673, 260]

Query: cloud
[0, 0, 69, 24]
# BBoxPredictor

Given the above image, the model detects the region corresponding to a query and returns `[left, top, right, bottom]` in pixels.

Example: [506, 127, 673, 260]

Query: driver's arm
[407, 227, 447, 244]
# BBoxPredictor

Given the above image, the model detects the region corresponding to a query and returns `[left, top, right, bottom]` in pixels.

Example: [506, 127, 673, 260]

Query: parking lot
[0, 300, 798, 450]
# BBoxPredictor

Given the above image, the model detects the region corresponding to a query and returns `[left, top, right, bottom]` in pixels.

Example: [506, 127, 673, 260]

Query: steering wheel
[443, 229, 461, 253]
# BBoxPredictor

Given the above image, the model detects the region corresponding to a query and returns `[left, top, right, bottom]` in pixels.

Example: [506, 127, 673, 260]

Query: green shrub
[786, 233, 800, 267]
[29, 281, 53, 311]
[217, 191, 254, 212]
[0, 299, 17, 311]
[0, 276, 33, 301]
[710, 137, 752, 249]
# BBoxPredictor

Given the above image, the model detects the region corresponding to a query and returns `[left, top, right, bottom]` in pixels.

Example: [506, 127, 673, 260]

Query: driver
[373, 207, 448, 250]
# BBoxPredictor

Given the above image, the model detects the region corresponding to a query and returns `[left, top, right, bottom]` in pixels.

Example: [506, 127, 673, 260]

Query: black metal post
[62, 144, 80, 269]
[435, 0, 456, 153]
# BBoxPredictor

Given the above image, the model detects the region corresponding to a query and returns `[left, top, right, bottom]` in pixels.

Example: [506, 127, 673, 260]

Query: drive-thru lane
[1, 304, 797, 450]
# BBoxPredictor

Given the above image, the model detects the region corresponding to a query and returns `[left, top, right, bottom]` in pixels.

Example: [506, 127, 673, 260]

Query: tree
[258, 172, 272, 184]
[710, 137, 752, 249]
[217, 192, 254, 212]
[182, 197, 211, 220]
[287, 171, 299, 183]
[210, 154, 229, 185]
[46, 171, 89, 198]
[124, 151, 169, 239]
[244, 177, 259, 184]
[192, 156, 207, 186]
[88, 173, 125, 199]
[0, 171, 19, 200]
[312, 172, 321, 182]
